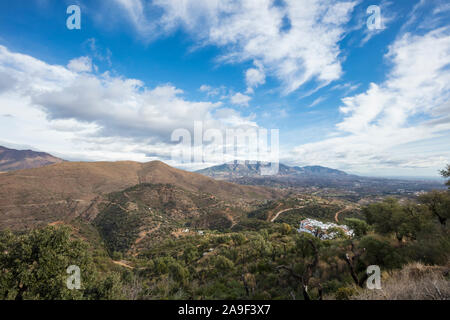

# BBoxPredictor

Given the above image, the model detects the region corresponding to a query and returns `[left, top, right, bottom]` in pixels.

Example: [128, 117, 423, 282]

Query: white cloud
[291, 27, 450, 175]
[84, 38, 112, 67]
[0, 45, 257, 166]
[230, 92, 251, 107]
[309, 96, 326, 108]
[433, 3, 450, 15]
[199, 84, 212, 92]
[113, 0, 157, 37]
[113, 0, 357, 94]
[199, 84, 223, 98]
[67, 56, 93, 73]
[245, 61, 265, 91]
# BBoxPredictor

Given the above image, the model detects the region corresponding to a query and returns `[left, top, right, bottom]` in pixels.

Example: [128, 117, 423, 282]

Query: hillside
[0, 146, 64, 172]
[0, 160, 283, 230]
[93, 183, 250, 254]
[294, 165, 350, 177]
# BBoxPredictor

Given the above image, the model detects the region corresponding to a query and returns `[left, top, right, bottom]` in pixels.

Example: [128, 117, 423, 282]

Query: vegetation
[0, 227, 124, 300]
[440, 164, 450, 187]
[352, 262, 449, 300]
[1, 166, 449, 300]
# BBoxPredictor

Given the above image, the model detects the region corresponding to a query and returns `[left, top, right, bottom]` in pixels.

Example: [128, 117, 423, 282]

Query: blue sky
[0, 0, 449, 176]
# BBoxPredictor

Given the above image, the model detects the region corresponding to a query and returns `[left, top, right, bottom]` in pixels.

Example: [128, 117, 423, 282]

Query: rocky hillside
[0, 160, 284, 230]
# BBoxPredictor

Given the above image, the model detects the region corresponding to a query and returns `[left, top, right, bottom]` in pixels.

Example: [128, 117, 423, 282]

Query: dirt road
[270, 207, 304, 222]
[334, 206, 352, 223]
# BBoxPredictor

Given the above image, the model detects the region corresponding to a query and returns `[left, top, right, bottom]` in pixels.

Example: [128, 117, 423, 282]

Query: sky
[0, 0, 449, 177]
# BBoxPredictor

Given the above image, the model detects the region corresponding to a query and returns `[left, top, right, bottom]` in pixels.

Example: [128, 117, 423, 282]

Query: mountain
[0, 146, 64, 172]
[195, 161, 299, 179]
[196, 161, 444, 197]
[0, 160, 283, 230]
[196, 161, 351, 179]
[293, 165, 350, 177]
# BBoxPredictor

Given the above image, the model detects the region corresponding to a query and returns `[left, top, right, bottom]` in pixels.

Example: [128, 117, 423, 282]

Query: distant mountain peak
[196, 161, 349, 179]
[0, 145, 64, 172]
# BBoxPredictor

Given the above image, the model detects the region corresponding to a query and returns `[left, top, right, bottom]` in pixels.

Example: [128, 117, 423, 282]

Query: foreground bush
[352, 262, 449, 300]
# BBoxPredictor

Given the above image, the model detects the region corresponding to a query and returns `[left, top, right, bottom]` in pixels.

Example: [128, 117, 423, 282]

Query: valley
[0, 153, 448, 301]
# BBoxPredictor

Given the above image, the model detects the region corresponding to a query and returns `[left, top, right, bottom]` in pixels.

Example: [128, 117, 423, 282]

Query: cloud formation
[67, 56, 93, 73]
[292, 27, 450, 174]
[0, 45, 257, 166]
[230, 92, 252, 107]
[114, 0, 357, 94]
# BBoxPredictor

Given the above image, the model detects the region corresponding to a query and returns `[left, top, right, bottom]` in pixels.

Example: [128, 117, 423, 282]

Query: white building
[297, 218, 354, 240]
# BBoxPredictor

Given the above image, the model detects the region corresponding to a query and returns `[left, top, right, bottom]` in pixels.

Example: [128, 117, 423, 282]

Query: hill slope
[0, 160, 283, 229]
[0, 146, 64, 172]
[93, 183, 249, 254]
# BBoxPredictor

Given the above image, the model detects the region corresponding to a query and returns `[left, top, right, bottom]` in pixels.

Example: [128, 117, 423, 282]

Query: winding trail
[135, 222, 161, 244]
[112, 260, 134, 269]
[334, 206, 352, 223]
[270, 207, 304, 222]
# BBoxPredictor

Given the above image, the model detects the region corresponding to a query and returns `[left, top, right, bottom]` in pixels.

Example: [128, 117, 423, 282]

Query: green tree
[344, 218, 369, 238]
[418, 191, 450, 226]
[168, 262, 189, 286]
[440, 164, 450, 187]
[87, 272, 124, 300]
[0, 226, 123, 300]
[0, 227, 96, 300]
[363, 199, 432, 242]
[358, 236, 403, 269]
[280, 223, 292, 235]
[182, 245, 198, 264]
[214, 255, 235, 273]
[363, 198, 403, 238]
[231, 233, 246, 246]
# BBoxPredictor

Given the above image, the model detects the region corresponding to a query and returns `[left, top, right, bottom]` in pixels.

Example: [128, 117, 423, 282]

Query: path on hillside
[135, 222, 161, 245]
[0, 199, 89, 208]
[112, 260, 134, 269]
[334, 206, 352, 223]
[270, 207, 304, 222]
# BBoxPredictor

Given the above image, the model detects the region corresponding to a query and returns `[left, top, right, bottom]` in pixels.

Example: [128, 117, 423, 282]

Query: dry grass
[352, 262, 449, 300]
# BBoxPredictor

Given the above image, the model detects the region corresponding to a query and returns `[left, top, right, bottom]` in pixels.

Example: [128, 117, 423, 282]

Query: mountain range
[195, 160, 445, 196]
[0, 145, 64, 172]
[195, 160, 351, 179]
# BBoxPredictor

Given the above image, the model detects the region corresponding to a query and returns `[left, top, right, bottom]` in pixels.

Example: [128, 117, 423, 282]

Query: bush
[359, 236, 403, 269]
[344, 218, 369, 238]
[0, 227, 123, 300]
[352, 263, 450, 300]
[335, 287, 356, 300]
[169, 262, 189, 286]
[214, 256, 235, 273]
